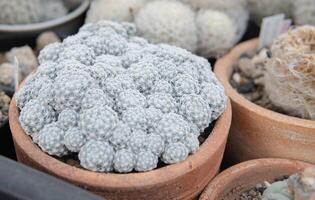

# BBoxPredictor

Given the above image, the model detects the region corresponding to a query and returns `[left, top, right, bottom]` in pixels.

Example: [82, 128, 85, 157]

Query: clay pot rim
[9, 95, 232, 189]
[214, 38, 315, 129]
[200, 158, 312, 199]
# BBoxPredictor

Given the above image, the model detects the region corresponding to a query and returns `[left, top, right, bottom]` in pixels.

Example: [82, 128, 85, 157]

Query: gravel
[230, 49, 286, 114]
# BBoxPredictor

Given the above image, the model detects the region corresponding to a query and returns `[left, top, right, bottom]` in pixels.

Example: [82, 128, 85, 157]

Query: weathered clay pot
[200, 158, 312, 200]
[214, 39, 315, 166]
[9, 97, 232, 200]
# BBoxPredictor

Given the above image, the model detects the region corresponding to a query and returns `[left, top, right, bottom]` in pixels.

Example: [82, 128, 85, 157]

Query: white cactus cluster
[86, 0, 249, 58]
[0, 0, 69, 25]
[264, 26, 315, 120]
[17, 21, 227, 173]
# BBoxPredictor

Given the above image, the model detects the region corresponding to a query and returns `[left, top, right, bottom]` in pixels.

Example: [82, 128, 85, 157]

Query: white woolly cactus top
[16, 21, 227, 173]
[85, 0, 248, 58]
[183, 0, 249, 43]
[0, 0, 68, 25]
[264, 26, 315, 120]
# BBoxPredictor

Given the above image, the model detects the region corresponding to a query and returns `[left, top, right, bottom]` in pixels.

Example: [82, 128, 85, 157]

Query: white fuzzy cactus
[195, 9, 237, 57]
[78, 140, 114, 172]
[147, 93, 177, 113]
[16, 21, 227, 173]
[113, 149, 135, 173]
[135, 150, 158, 172]
[183, 0, 248, 42]
[85, 0, 247, 58]
[85, 0, 146, 23]
[64, 127, 87, 153]
[37, 123, 68, 157]
[0, 0, 68, 25]
[264, 26, 315, 120]
[0, 0, 42, 24]
[135, 0, 198, 53]
[162, 142, 189, 164]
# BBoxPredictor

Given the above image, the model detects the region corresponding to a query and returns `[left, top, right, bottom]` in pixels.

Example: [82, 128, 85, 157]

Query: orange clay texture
[264, 26, 315, 120]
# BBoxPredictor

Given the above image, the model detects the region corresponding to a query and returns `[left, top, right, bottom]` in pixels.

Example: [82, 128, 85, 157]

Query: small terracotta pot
[214, 38, 315, 166]
[9, 97, 232, 200]
[200, 158, 313, 200]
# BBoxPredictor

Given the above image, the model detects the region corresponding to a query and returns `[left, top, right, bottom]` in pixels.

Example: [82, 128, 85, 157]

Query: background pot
[0, 0, 90, 51]
[9, 97, 232, 200]
[214, 39, 315, 166]
[200, 158, 312, 200]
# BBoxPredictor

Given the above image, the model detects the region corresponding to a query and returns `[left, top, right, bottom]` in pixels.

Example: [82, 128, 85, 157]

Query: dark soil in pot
[240, 20, 260, 43]
[0, 122, 16, 160]
[0, 91, 15, 159]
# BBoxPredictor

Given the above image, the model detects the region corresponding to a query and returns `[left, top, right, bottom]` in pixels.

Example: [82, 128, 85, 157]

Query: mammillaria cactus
[86, 0, 248, 58]
[16, 20, 227, 173]
[135, 0, 198, 53]
[41, 0, 68, 21]
[85, 0, 145, 23]
[0, 0, 69, 25]
[0, 0, 42, 24]
[263, 167, 315, 200]
[264, 26, 315, 120]
[184, 0, 248, 43]
[195, 9, 236, 57]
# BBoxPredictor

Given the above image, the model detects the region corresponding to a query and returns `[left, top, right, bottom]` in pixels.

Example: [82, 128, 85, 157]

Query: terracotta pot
[200, 158, 313, 200]
[9, 97, 232, 200]
[214, 38, 315, 166]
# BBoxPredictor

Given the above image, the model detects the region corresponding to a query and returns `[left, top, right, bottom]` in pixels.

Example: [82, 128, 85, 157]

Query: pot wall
[200, 158, 312, 200]
[214, 39, 315, 166]
[9, 97, 232, 200]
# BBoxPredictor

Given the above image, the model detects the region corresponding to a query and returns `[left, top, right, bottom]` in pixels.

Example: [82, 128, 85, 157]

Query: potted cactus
[199, 159, 314, 200]
[214, 26, 315, 166]
[0, 0, 90, 49]
[0, 90, 14, 159]
[85, 0, 249, 58]
[9, 21, 231, 199]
